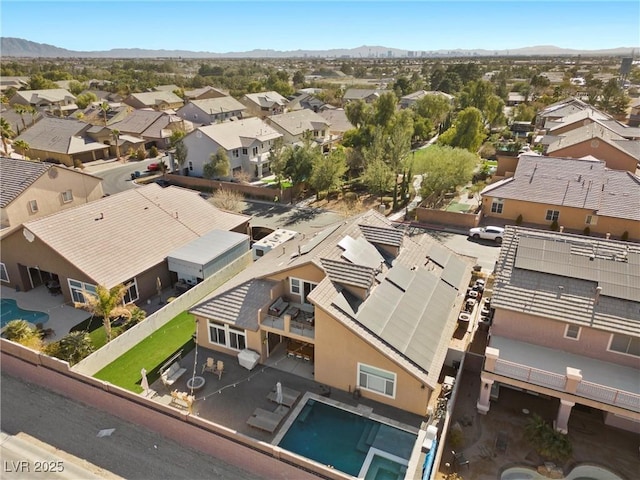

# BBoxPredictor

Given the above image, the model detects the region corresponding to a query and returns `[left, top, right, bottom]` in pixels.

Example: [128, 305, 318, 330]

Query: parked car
[147, 162, 160, 172]
[468, 226, 505, 244]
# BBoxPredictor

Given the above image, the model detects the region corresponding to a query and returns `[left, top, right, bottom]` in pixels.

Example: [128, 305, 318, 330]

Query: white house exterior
[181, 117, 282, 179]
[176, 97, 246, 126]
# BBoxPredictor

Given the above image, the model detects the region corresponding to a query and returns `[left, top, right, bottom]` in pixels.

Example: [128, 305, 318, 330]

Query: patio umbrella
[141, 368, 150, 393]
[156, 277, 162, 304]
[276, 381, 283, 405]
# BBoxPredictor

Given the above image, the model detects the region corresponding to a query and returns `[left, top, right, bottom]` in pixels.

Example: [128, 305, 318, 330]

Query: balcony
[261, 302, 315, 340]
[484, 336, 640, 413]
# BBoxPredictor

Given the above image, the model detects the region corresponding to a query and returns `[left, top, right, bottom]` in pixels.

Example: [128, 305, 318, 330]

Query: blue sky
[2, 1, 639, 52]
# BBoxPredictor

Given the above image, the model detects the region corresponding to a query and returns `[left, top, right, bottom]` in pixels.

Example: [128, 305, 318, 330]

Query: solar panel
[300, 223, 341, 255]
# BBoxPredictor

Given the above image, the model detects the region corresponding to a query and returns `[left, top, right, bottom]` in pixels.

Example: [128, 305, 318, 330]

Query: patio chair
[452, 450, 470, 470]
[214, 360, 224, 379]
[202, 357, 215, 374]
[495, 430, 508, 454]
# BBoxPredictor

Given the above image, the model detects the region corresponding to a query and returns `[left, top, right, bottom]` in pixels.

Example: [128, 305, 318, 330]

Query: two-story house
[190, 209, 473, 416]
[9, 89, 78, 116]
[181, 117, 282, 179]
[0, 157, 104, 230]
[265, 109, 331, 150]
[175, 97, 246, 126]
[108, 110, 193, 149]
[476, 226, 639, 434]
[123, 91, 184, 112]
[240, 91, 288, 118]
[183, 86, 228, 101]
[480, 155, 640, 241]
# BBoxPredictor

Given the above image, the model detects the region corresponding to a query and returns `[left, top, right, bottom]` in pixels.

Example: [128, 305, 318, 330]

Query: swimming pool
[0, 298, 49, 329]
[501, 464, 624, 480]
[278, 397, 416, 479]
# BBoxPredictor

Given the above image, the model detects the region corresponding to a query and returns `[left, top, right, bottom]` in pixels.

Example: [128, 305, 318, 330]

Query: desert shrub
[149, 146, 159, 157]
[550, 220, 559, 231]
[524, 413, 572, 462]
[583, 226, 591, 236]
[212, 188, 244, 212]
[344, 191, 358, 203]
[381, 196, 394, 206]
[316, 191, 327, 201]
[621, 231, 629, 241]
[516, 214, 523, 226]
[136, 147, 148, 160]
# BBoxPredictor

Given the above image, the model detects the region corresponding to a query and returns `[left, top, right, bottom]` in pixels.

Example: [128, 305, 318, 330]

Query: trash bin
[130, 173, 136, 180]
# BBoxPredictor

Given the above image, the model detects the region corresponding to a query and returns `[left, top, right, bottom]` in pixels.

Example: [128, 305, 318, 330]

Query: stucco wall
[551, 141, 637, 173]
[491, 308, 639, 369]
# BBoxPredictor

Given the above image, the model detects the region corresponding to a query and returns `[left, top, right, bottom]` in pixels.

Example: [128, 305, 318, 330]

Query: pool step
[356, 422, 381, 453]
[297, 403, 313, 424]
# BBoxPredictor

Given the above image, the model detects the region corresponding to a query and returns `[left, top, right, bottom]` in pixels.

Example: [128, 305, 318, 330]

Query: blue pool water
[278, 398, 416, 478]
[0, 299, 49, 328]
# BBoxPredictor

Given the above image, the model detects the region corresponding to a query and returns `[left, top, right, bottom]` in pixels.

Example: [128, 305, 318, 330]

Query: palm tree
[3, 320, 43, 350]
[111, 129, 121, 160]
[100, 102, 110, 126]
[13, 104, 28, 131]
[51, 331, 94, 365]
[13, 139, 30, 159]
[0, 117, 15, 154]
[75, 284, 130, 343]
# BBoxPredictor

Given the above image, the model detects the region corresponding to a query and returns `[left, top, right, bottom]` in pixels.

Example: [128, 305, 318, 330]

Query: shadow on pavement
[282, 208, 322, 226]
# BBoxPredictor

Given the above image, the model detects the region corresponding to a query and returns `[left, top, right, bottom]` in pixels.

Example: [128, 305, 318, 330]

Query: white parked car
[469, 226, 505, 244]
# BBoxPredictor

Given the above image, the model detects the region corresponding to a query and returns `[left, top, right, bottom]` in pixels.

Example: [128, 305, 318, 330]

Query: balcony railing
[493, 358, 640, 413]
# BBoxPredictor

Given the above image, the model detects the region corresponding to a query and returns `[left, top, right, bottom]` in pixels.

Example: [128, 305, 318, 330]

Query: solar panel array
[338, 235, 384, 270]
[358, 223, 404, 247]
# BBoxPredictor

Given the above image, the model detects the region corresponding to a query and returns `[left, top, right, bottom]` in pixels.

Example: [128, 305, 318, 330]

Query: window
[123, 278, 139, 304]
[564, 324, 581, 340]
[255, 249, 264, 257]
[490, 199, 503, 214]
[68, 279, 97, 303]
[289, 277, 317, 304]
[188, 161, 193, 171]
[0, 262, 9, 283]
[61, 190, 73, 203]
[585, 215, 597, 225]
[233, 149, 239, 157]
[207, 321, 246, 351]
[313, 130, 319, 137]
[252, 146, 258, 156]
[609, 334, 640, 357]
[358, 363, 396, 398]
[290, 278, 301, 295]
[28, 200, 39, 213]
[321, 130, 325, 137]
[242, 148, 248, 155]
[545, 210, 560, 221]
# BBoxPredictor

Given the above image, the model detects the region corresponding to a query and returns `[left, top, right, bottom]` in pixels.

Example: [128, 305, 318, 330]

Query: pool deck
[1, 285, 90, 342]
[432, 367, 639, 480]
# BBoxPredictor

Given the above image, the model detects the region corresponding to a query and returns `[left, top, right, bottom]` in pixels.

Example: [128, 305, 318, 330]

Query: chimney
[595, 286, 602, 304]
[605, 233, 611, 240]
[559, 226, 564, 233]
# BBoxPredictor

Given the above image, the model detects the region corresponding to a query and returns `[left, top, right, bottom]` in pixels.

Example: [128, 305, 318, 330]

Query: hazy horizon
[1, 1, 639, 53]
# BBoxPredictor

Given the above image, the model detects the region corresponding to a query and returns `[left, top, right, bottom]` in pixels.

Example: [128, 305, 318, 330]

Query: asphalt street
[87, 157, 166, 195]
[0, 373, 266, 480]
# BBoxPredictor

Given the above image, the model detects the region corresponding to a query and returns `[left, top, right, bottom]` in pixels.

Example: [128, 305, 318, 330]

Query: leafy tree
[292, 70, 305, 86]
[414, 94, 452, 131]
[283, 137, 321, 184]
[362, 159, 393, 202]
[28, 74, 57, 90]
[75, 92, 98, 109]
[438, 107, 485, 152]
[458, 80, 505, 126]
[169, 129, 186, 148]
[204, 149, 230, 179]
[345, 99, 372, 129]
[372, 92, 397, 127]
[416, 145, 478, 207]
[3, 320, 43, 350]
[268, 137, 287, 185]
[512, 103, 537, 122]
[1, 117, 15, 154]
[68, 80, 86, 96]
[13, 139, 30, 159]
[74, 284, 130, 343]
[386, 110, 414, 208]
[309, 148, 347, 199]
[47, 331, 94, 365]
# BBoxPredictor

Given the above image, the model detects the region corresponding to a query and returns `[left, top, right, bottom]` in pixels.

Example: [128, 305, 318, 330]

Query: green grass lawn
[446, 201, 472, 213]
[93, 311, 196, 393]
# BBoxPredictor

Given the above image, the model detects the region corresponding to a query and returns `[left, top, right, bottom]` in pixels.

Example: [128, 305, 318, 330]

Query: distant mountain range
[1, 37, 637, 59]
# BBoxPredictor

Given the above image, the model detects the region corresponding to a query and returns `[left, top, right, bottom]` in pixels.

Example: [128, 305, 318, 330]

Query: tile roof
[22, 184, 249, 288]
[545, 123, 640, 160]
[482, 155, 640, 221]
[267, 109, 330, 136]
[492, 226, 640, 336]
[14, 116, 105, 154]
[109, 110, 164, 135]
[128, 91, 183, 107]
[196, 117, 281, 151]
[187, 97, 246, 115]
[191, 209, 473, 389]
[318, 109, 354, 134]
[184, 86, 228, 99]
[13, 89, 76, 104]
[242, 91, 288, 108]
[343, 89, 386, 100]
[0, 157, 51, 207]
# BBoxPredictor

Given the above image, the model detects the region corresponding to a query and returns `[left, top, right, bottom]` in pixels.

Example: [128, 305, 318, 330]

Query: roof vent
[557, 286, 564, 298]
[595, 286, 602, 304]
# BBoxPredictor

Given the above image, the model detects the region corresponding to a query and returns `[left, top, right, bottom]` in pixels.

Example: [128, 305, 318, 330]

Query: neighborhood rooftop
[196, 117, 281, 150]
[0, 157, 53, 208]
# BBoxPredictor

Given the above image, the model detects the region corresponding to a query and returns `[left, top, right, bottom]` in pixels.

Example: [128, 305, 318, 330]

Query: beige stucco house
[240, 91, 288, 118]
[176, 97, 246, 126]
[190, 210, 473, 416]
[0, 157, 104, 230]
[481, 155, 640, 241]
[123, 91, 184, 111]
[265, 109, 331, 149]
[0, 184, 250, 304]
[9, 88, 77, 116]
[476, 226, 640, 434]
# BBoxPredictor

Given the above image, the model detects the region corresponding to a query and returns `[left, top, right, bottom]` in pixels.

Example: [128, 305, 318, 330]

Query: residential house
[123, 91, 184, 111]
[9, 89, 78, 116]
[175, 97, 246, 126]
[240, 91, 289, 118]
[181, 117, 282, 179]
[319, 108, 355, 142]
[184, 86, 228, 101]
[108, 110, 193, 149]
[628, 98, 640, 128]
[342, 88, 387, 105]
[0, 184, 250, 304]
[399, 90, 453, 109]
[0, 105, 42, 136]
[534, 97, 592, 129]
[265, 109, 331, 150]
[480, 155, 640, 241]
[81, 103, 131, 127]
[506, 92, 526, 106]
[0, 157, 104, 230]
[540, 123, 640, 172]
[287, 92, 326, 113]
[154, 84, 180, 93]
[543, 108, 640, 141]
[12, 116, 110, 166]
[0, 76, 29, 93]
[190, 210, 473, 416]
[476, 226, 640, 434]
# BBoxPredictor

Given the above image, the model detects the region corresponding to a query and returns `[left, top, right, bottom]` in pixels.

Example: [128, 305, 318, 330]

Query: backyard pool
[0, 299, 49, 329]
[278, 397, 416, 479]
[501, 464, 624, 480]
